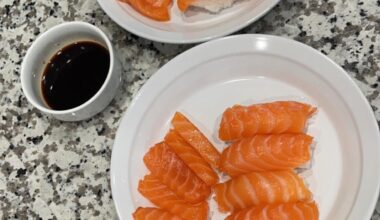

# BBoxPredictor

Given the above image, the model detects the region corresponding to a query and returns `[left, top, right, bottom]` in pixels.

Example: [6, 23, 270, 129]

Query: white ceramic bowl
[21, 22, 122, 121]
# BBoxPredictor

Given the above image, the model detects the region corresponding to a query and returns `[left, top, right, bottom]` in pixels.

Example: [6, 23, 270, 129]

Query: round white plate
[97, 0, 279, 44]
[111, 35, 380, 219]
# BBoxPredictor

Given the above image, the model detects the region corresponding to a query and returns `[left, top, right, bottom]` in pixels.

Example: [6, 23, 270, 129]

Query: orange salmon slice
[177, 0, 193, 11]
[133, 207, 183, 220]
[219, 134, 313, 176]
[119, 0, 171, 21]
[219, 101, 317, 141]
[226, 201, 319, 220]
[164, 130, 219, 186]
[138, 174, 209, 220]
[214, 170, 312, 212]
[143, 142, 211, 204]
[172, 112, 221, 169]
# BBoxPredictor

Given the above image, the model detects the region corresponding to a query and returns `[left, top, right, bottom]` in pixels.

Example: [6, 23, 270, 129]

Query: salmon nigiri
[226, 201, 319, 220]
[164, 130, 219, 186]
[219, 101, 317, 141]
[219, 134, 313, 176]
[133, 207, 183, 220]
[138, 174, 208, 220]
[172, 112, 221, 168]
[214, 170, 312, 212]
[143, 142, 211, 203]
[119, 0, 171, 21]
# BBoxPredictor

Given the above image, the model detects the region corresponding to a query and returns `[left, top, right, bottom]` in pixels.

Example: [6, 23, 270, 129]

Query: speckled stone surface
[0, 0, 379, 219]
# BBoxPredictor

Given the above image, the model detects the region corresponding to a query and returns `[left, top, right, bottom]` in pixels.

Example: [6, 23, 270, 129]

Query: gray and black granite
[0, 0, 379, 219]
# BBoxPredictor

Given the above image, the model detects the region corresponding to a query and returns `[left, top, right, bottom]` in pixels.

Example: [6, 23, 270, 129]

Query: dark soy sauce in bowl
[41, 41, 110, 110]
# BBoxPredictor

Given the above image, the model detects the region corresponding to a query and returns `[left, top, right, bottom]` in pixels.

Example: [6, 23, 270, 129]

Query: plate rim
[110, 34, 380, 219]
[96, 0, 280, 44]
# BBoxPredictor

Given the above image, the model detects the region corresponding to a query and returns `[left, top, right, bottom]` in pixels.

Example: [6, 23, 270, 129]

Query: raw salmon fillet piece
[138, 174, 208, 220]
[214, 170, 312, 212]
[164, 130, 219, 186]
[219, 101, 317, 141]
[172, 112, 221, 168]
[226, 201, 319, 220]
[143, 142, 211, 203]
[219, 134, 313, 176]
[177, 0, 193, 11]
[133, 207, 183, 220]
[119, 0, 171, 21]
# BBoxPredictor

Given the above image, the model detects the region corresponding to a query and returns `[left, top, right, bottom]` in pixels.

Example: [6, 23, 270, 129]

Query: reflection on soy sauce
[41, 41, 110, 110]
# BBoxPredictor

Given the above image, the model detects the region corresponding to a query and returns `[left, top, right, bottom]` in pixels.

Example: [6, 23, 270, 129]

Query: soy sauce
[41, 41, 110, 110]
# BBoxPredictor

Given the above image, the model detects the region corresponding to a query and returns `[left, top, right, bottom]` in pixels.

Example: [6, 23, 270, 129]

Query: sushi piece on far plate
[138, 174, 209, 220]
[133, 207, 183, 220]
[171, 112, 221, 169]
[177, 0, 238, 13]
[219, 101, 317, 141]
[119, 0, 172, 21]
[214, 170, 312, 212]
[226, 201, 319, 220]
[164, 130, 219, 186]
[143, 142, 211, 204]
[219, 134, 313, 176]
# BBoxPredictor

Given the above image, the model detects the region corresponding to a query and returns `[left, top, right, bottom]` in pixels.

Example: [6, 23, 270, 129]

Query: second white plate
[97, 0, 279, 43]
[111, 35, 380, 219]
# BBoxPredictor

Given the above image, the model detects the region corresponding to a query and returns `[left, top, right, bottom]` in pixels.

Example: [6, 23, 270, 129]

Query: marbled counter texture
[0, 0, 379, 219]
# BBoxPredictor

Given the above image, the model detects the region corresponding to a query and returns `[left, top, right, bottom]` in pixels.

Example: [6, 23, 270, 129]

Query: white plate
[111, 35, 380, 219]
[97, 0, 279, 44]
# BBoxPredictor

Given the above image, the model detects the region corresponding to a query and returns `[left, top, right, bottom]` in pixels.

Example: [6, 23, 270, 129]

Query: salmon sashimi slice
[133, 207, 183, 220]
[219, 101, 317, 141]
[119, 0, 171, 21]
[226, 201, 319, 220]
[219, 134, 313, 176]
[145, 0, 171, 6]
[214, 170, 312, 212]
[164, 130, 219, 186]
[177, 0, 193, 11]
[143, 142, 211, 204]
[138, 174, 209, 220]
[171, 112, 221, 169]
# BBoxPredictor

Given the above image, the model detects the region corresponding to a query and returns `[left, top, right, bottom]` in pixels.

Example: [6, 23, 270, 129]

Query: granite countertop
[1, 0, 379, 219]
